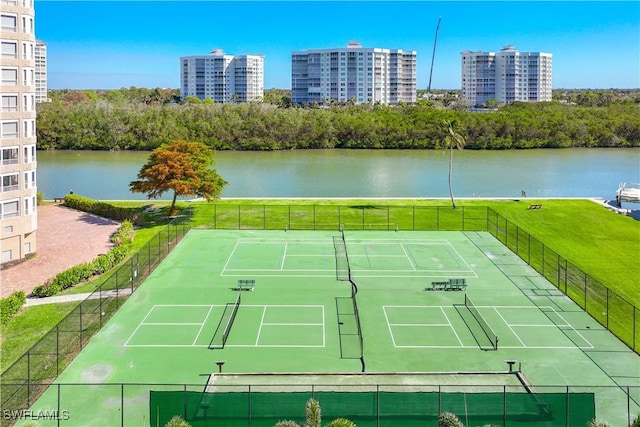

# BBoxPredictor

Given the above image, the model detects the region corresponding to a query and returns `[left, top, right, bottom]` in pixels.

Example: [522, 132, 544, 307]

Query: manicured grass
[0, 302, 80, 370]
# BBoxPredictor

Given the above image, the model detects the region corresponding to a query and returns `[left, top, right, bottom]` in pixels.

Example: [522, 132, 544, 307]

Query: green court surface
[22, 230, 639, 426]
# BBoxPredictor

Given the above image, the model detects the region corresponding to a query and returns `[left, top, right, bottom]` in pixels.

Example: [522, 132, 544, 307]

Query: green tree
[442, 119, 466, 209]
[130, 140, 227, 214]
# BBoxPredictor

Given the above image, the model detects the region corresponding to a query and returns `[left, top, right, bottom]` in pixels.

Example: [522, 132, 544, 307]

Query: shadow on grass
[349, 205, 383, 210]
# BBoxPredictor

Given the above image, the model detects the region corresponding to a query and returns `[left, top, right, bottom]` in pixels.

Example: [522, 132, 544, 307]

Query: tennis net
[210, 292, 242, 349]
[464, 294, 498, 350]
[341, 227, 353, 283]
[222, 292, 242, 347]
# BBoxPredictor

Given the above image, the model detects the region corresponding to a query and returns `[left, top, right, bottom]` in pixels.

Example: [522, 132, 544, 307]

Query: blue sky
[35, 1, 640, 90]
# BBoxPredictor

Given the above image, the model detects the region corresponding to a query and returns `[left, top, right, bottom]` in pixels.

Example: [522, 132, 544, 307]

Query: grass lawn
[0, 302, 80, 370]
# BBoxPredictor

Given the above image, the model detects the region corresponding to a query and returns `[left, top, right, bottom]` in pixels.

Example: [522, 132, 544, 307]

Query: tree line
[36, 90, 640, 151]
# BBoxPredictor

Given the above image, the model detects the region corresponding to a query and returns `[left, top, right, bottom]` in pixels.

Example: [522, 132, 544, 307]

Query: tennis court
[20, 229, 639, 426]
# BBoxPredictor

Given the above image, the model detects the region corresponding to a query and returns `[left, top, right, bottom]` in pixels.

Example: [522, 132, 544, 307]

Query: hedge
[62, 194, 143, 224]
[0, 291, 26, 325]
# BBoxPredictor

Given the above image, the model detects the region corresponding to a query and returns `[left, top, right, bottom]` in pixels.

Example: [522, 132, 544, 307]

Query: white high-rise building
[35, 39, 48, 103]
[1, 0, 38, 265]
[292, 41, 416, 105]
[461, 45, 552, 107]
[180, 49, 264, 103]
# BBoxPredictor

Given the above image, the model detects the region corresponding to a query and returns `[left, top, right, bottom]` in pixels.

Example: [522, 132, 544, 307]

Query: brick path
[0, 205, 120, 298]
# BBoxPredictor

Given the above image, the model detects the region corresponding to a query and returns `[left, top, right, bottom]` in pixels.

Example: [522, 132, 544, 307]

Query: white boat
[616, 182, 640, 205]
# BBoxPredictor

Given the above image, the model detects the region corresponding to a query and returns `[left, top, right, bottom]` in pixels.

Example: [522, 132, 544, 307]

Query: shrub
[587, 420, 610, 427]
[0, 290, 26, 325]
[438, 412, 464, 427]
[164, 416, 191, 427]
[632, 414, 640, 427]
[325, 419, 357, 427]
[36, 192, 44, 205]
[63, 194, 143, 224]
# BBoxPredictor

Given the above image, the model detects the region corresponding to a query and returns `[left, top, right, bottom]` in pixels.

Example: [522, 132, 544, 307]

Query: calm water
[36, 148, 640, 201]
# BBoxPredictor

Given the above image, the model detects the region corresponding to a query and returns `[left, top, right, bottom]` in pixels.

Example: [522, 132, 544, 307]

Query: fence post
[57, 383, 61, 427]
[503, 385, 507, 427]
[584, 272, 587, 310]
[248, 384, 252, 426]
[237, 205, 241, 229]
[565, 386, 569, 427]
[183, 384, 187, 420]
[79, 303, 83, 348]
[376, 384, 380, 427]
[263, 205, 266, 230]
[56, 326, 59, 376]
[121, 384, 124, 427]
[27, 351, 31, 405]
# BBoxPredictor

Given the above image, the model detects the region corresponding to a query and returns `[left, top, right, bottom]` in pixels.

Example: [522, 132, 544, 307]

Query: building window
[2, 68, 18, 85]
[1, 199, 19, 219]
[1, 94, 17, 112]
[1, 121, 19, 138]
[2, 173, 19, 192]
[1, 14, 17, 32]
[24, 242, 31, 255]
[1, 146, 18, 164]
[23, 145, 35, 163]
[2, 250, 12, 263]
[1, 41, 17, 59]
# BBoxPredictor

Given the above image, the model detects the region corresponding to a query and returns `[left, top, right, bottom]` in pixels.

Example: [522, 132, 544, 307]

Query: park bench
[232, 279, 255, 291]
[53, 197, 65, 203]
[527, 204, 542, 210]
[426, 278, 467, 291]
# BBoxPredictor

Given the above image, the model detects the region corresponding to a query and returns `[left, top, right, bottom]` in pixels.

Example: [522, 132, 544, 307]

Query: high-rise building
[461, 45, 552, 107]
[291, 41, 416, 105]
[180, 49, 264, 103]
[1, 0, 38, 265]
[35, 39, 48, 103]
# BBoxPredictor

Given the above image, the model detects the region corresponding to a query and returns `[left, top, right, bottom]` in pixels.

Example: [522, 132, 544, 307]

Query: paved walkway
[0, 204, 120, 298]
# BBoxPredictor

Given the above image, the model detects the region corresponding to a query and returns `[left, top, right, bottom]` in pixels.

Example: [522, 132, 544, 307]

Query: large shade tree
[442, 119, 466, 209]
[130, 140, 227, 213]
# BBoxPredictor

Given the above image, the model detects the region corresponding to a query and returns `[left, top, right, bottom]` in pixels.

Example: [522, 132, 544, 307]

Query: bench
[426, 278, 467, 291]
[53, 197, 65, 203]
[527, 204, 542, 210]
[447, 278, 467, 291]
[232, 279, 255, 291]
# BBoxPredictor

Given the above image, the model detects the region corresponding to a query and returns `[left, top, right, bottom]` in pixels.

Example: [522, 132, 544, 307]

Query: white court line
[238, 239, 332, 244]
[493, 307, 526, 347]
[221, 239, 242, 276]
[124, 305, 157, 347]
[382, 307, 397, 348]
[548, 307, 594, 349]
[400, 243, 417, 271]
[192, 305, 214, 346]
[141, 322, 203, 326]
[441, 306, 464, 346]
[263, 322, 324, 326]
[280, 243, 288, 270]
[389, 323, 451, 327]
[256, 306, 267, 346]
[446, 242, 478, 277]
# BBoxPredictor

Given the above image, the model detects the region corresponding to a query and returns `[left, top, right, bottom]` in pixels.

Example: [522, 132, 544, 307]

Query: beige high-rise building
[1, 0, 38, 265]
[291, 41, 417, 106]
[461, 45, 552, 107]
[180, 49, 264, 103]
[35, 39, 48, 103]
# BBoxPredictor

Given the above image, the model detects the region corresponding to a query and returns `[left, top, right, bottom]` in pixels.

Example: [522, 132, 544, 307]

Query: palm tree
[442, 119, 466, 209]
